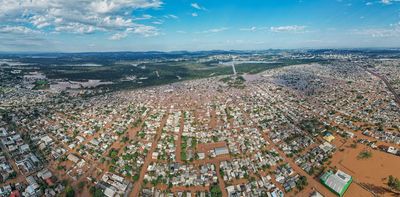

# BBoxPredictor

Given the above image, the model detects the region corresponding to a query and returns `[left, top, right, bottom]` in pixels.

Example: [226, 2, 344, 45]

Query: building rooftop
[214, 147, 229, 156]
[320, 170, 352, 197]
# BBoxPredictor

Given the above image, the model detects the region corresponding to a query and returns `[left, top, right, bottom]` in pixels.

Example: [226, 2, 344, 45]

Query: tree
[296, 176, 308, 191]
[210, 185, 222, 197]
[388, 175, 400, 191]
[308, 166, 315, 175]
[219, 169, 224, 177]
[8, 171, 17, 179]
[90, 186, 104, 197]
[357, 150, 372, 159]
[108, 148, 119, 159]
[78, 181, 86, 190]
[65, 186, 75, 197]
[133, 174, 139, 181]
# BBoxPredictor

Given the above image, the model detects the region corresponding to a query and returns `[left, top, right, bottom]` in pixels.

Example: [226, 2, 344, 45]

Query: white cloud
[109, 24, 159, 40]
[270, 25, 306, 33]
[191, 3, 206, 10]
[380, 0, 400, 4]
[200, 27, 228, 33]
[351, 23, 400, 37]
[152, 21, 163, 25]
[239, 26, 270, 32]
[134, 14, 153, 20]
[0, 0, 162, 38]
[0, 26, 41, 34]
[110, 31, 128, 40]
[164, 14, 178, 19]
[55, 23, 99, 34]
[29, 15, 52, 29]
[89, 0, 163, 14]
[240, 27, 257, 32]
[129, 25, 159, 37]
[192, 13, 198, 17]
[225, 39, 244, 44]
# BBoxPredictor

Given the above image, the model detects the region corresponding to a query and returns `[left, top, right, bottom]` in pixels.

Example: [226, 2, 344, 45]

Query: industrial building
[320, 170, 352, 197]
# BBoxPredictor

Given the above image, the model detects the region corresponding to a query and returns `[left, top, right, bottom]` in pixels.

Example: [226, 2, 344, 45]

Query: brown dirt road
[130, 112, 169, 197]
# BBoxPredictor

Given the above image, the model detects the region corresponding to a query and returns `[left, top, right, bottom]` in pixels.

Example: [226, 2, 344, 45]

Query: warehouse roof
[320, 170, 352, 197]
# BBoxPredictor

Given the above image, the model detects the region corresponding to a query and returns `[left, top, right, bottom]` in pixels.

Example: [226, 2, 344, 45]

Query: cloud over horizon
[1, 0, 400, 52]
[270, 25, 307, 33]
[0, 0, 163, 38]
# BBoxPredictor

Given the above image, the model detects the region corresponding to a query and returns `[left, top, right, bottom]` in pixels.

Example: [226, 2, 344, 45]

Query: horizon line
[1, 47, 400, 54]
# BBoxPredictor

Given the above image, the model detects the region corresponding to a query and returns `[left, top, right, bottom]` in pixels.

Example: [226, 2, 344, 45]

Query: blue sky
[0, 0, 399, 52]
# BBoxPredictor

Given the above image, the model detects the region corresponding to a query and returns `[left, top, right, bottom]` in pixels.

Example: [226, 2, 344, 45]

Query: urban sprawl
[0, 50, 399, 197]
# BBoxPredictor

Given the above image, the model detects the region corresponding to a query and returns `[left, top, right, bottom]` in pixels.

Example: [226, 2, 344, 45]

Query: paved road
[365, 69, 400, 106]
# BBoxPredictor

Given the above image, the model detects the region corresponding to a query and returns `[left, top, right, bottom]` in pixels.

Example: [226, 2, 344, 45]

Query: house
[152, 152, 159, 160]
[197, 153, 205, 160]
[40, 136, 53, 146]
[23, 176, 40, 196]
[319, 142, 335, 153]
[345, 131, 355, 138]
[387, 147, 398, 155]
[37, 168, 53, 180]
[67, 154, 80, 163]
[99, 172, 130, 196]
[90, 139, 100, 146]
[104, 187, 116, 197]
[19, 144, 30, 153]
[0, 128, 7, 137]
[323, 132, 335, 142]
[75, 136, 85, 143]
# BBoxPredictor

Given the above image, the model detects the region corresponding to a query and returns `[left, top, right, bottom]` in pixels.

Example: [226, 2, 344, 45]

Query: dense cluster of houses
[96, 172, 132, 197]
[0, 153, 15, 184]
[0, 127, 42, 177]
[0, 54, 399, 197]
[145, 163, 218, 187]
[219, 149, 282, 182]
[141, 188, 213, 197]
[226, 176, 284, 197]
[0, 140, 63, 197]
[377, 145, 400, 157]
[294, 142, 335, 175]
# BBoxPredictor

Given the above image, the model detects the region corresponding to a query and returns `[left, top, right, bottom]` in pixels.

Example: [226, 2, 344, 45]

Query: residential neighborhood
[1, 50, 400, 197]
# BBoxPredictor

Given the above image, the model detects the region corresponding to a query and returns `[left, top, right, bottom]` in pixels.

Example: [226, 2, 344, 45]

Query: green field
[0, 53, 323, 92]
